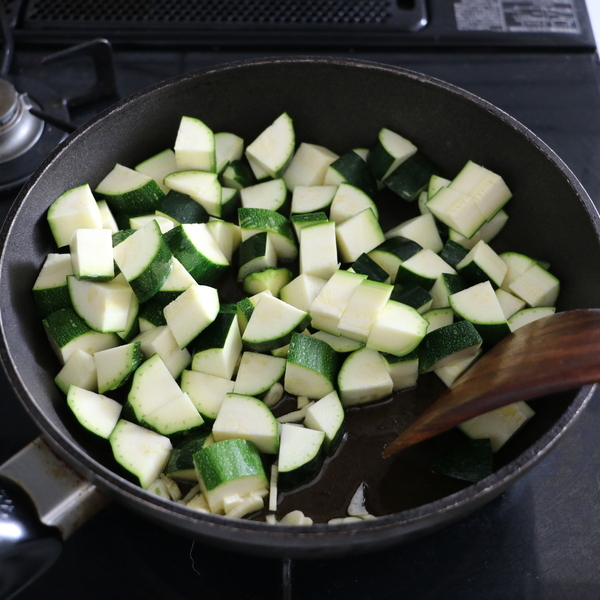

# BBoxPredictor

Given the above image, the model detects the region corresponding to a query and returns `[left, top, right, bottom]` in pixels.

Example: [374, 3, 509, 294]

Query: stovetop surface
[2, 16, 600, 600]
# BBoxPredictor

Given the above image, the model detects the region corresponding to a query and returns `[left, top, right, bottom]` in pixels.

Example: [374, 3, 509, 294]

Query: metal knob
[0, 78, 45, 163]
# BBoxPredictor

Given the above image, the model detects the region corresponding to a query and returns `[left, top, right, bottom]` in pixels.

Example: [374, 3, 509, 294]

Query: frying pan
[1, 57, 600, 597]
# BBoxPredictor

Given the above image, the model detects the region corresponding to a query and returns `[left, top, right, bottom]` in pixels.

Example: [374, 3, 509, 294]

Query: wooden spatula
[382, 309, 600, 458]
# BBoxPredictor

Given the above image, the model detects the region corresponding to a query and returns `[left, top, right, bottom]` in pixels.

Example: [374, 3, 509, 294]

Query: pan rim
[1, 55, 598, 554]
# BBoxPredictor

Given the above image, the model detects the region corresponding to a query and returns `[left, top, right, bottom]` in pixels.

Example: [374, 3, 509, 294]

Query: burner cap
[0, 78, 45, 163]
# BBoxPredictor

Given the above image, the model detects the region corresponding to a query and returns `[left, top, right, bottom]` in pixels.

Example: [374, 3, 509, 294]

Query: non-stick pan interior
[1, 57, 599, 558]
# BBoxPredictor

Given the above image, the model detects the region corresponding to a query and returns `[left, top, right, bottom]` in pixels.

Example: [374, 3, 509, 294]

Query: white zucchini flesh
[426, 186, 487, 239]
[398, 249, 457, 287]
[95, 163, 158, 197]
[367, 300, 429, 356]
[382, 353, 419, 392]
[159, 257, 196, 293]
[338, 347, 393, 407]
[507, 306, 556, 332]
[180, 369, 235, 420]
[70, 228, 114, 280]
[299, 221, 338, 280]
[291, 185, 337, 214]
[54, 349, 98, 394]
[337, 279, 393, 343]
[212, 393, 280, 454]
[283, 142, 339, 190]
[129, 215, 176, 234]
[246, 112, 295, 178]
[113, 219, 169, 282]
[508, 263, 560, 307]
[135, 325, 191, 379]
[163, 284, 220, 348]
[495, 288, 526, 319]
[449, 161, 512, 221]
[456, 240, 508, 288]
[428, 175, 451, 200]
[278, 424, 325, 475]
[449, 208, 509, 250]
[311, 330, 364, 353]
[499, 252, 539, 292]
[109, 420, 172, 489]
[194, 438, 268, 514]
[240, 178, 288, 211]
[422, 307, 454, 333]
[177, 222, 230, 271]
[67, 385, 122, 438]
[329, 183, 379, 225]
[279, 273, 328, 313]
[135, 148, 178, 194]
[335, 208, 385, 263]
[373, 127, 418, 181]
[94, 342, 142, 394]
[215, 131, 244, 174]
[190, 313, 243, 381]
[206, 219, 241, 263]
[67, 276, 135, 333]
[303, 391, 345, 451]
[459, 402, 535, 452]
[291, 213, 329, 239]
[164, 170, 222, 218]
[310, 270, 367, 335]
[33, 253, 74, 290]
[450, 281, 507, 325]
[142, 392, 204, 436]
[384, 213, 443, 254]
[242, 294, 309, 351]
[434, 348, 482, 387]
[233, 352, 286, 397]
[128, 353, 184, 421]
[98, 200, 119, 233]
[47, 184, 103, 248]
[246, 153, 270, 181]
[174, 115, 216, 173]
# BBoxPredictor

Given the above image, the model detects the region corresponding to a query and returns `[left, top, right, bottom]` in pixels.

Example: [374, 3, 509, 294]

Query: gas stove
[2, 1, 600, 598]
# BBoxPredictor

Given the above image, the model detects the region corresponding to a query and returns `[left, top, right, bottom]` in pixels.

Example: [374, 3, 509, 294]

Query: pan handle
[0, 437, 108, 598]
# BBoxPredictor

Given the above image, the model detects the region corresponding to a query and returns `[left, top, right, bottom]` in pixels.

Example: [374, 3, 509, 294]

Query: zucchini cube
[47, 184, 103, 248]
[163, 283, 220, 349]
[70, 228, 114, 281]
[366, 300, 429, 357]
[338, 347, 393, 407]
[283, 142, 339, 190]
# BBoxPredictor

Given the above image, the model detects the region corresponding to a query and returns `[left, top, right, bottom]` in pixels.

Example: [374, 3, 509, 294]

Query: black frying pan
[1, 57, 599, 597]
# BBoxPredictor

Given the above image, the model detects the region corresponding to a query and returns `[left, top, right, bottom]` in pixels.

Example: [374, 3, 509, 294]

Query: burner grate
[18, 0, 428, 42]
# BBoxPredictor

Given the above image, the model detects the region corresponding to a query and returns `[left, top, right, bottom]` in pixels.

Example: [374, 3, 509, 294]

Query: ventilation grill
[20, 0, 427, 36]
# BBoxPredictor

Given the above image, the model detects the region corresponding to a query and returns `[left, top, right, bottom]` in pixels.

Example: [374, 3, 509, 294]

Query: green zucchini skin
[128, 238, 173, 304]
[351, 253, 390, 283]
[390, 284, 432, 312]
[328, 151, 378, 199]
[417, 320, 483, 374]
[383, 152, 438, 201]
[158, 190, 210, 224]
[440, 239, 470, 268]
[193, 438, 267, 492]
[165, 429, 212, 481]
[431, 438, 494, 483]
[164, 224, 228, 285]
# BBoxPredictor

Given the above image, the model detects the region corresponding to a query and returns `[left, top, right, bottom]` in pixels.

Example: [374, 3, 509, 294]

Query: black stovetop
[2, 1, 600, 598]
